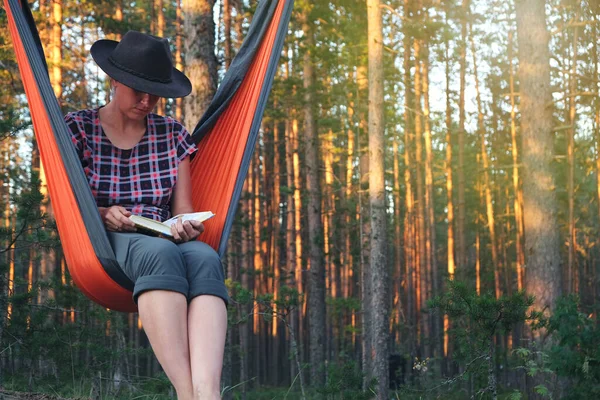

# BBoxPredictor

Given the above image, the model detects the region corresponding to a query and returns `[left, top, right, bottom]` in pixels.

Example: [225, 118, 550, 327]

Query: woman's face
[112, 80, 160, 120]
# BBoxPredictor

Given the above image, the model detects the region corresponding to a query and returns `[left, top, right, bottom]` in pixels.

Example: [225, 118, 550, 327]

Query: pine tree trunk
[457, 0, 469, 270]
[252, 153, 262, 383]
[271, 121, 281, 385]
[183, 0, 217, 128]
[323, 127, 336, 362]
[292, 116, 304, 367]
[422, 44, 440, 359]
[345, 104, 357, 350]
[155, 0, 166, 115]
[413, 34, 428, 356]
[358, 61, 373, 387]
[223, 0, 232, 69]
[508, 30, 525, 292]
[392, 134, 403, 345]
[302, 17, 326, 386]
[284, 52, 299, 380]
[367, 0, 389, 395]
[515, 0, 562, 358]
[594, 13, 600, 312]
[38, 0, 62, 307]
[175, 0, 183, 121]
[402, 0, 416, 357]
[471, 32, 500, 298]
[443, 21, 455, 364]
[567, 22, 579, 294]
[239, 177, 251, 399]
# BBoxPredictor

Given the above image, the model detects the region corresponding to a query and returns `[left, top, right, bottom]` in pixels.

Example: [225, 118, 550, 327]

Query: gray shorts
[107, 232, 229, 305]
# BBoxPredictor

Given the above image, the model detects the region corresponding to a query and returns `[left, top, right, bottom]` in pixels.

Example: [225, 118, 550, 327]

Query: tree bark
[515, 0, 562, 344]
[302, 16, 326, 387]
[367, 0, 389, 397]
[567, 21, 579, 294]
[183, 0, 217, 129]
[457, 0, 470, 270]
[508, 30, 525, 292]
[175, 0, 183, 121]
[471, 31, 500, 298]
[402, 0, 416, 356]
[413, 32, 428, 357]
[223, 0, 232, 69]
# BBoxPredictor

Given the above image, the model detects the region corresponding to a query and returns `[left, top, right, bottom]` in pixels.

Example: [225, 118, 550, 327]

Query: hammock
[5, 0, 293, 312]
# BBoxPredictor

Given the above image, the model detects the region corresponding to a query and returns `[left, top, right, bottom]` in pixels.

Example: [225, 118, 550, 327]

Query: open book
[129, 211, 215, 237]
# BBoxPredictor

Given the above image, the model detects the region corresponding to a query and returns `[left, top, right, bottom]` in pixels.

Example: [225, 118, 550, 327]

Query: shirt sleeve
[64, 111, 85, 162]
[174, 120, 197, 163]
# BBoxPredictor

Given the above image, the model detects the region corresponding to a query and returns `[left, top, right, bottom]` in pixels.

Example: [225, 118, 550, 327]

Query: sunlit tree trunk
[443, 21, 455, 362]
[508, 30, 525, 292]
[457, 0, 470, 270]
[155, 0, 166, 115]
[175, 0, 183, 121]
[471, 31, 500, 299]
[270, 121, 282, 385]
[393, 133, 403, 345]
[183, 0, 217, 128]
[422, 44, 440, 359]
[594, 11, 600, 311]
[38, 0, 62, 306]
[253, 148, 264, 382]
[292, 116, 304, 364]
[413, 32, 428, 356]
[345, 100, 357, 349]
[515, 0, 562, 343]
[567, 21, 579, 294]
[367, 0, 389, 396]
[323, 126, 335, 361]
[403, 0, 416, 355]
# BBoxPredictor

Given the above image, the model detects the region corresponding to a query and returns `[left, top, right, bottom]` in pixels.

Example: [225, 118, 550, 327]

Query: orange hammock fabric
[5, 0, 292, 312]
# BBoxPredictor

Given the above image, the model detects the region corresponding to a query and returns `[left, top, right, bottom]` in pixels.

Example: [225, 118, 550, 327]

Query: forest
[1, 0, 600, 399]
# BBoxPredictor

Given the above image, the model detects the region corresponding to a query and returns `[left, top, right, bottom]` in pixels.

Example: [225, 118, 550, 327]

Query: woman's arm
[171, 157, 195, 215]
[170, 157, 204, 242]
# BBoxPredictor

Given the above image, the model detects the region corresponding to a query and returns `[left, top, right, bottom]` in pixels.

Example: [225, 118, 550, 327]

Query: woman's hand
[99, 206, 136, 232]
[170, 218, 204, 243]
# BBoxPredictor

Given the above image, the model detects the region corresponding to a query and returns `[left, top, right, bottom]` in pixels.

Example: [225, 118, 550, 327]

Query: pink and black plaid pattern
[65, 109, 197, 222]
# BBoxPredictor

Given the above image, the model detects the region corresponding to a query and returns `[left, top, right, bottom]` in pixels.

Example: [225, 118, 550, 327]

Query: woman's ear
[110, 79, 117, 98]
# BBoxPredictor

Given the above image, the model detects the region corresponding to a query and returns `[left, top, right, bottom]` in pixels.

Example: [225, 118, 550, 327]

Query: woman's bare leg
[188, 295, 227, 400]
[138, 290, 193, 400]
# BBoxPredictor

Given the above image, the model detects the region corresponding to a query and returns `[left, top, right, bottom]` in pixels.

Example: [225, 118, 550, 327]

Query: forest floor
[0, 390, 84, 400]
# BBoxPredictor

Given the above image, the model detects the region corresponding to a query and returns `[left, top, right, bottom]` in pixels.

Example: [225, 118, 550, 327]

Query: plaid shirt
[65, 108, 197, 222]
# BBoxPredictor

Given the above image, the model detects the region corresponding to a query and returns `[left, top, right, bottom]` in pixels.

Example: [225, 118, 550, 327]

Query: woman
[64, 31, 228, 400]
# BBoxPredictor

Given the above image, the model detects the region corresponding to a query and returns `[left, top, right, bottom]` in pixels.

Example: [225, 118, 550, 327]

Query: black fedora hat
[90, 31, 191, 98]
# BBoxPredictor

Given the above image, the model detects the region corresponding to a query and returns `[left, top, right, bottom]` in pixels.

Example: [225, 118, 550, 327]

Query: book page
[163, 211, 215, 227]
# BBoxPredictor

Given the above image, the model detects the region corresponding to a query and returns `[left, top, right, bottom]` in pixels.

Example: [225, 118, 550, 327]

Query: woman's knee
[132, 237, 187, 278]
[178, 242, 229, 304]
[179, 242, 224, 281]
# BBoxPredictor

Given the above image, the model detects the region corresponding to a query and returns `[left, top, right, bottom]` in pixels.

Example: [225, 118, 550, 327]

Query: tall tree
[367, 0, 389, 396]
[515, 0, 562, 333]
[508, 30, 525, 292]
[457, 0, 469, 270]
[183, 0, 218, 129]
[302, 10, 326, 386]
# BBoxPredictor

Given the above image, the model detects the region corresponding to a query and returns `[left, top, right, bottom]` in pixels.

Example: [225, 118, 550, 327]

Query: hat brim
[90, 39, 192, 98]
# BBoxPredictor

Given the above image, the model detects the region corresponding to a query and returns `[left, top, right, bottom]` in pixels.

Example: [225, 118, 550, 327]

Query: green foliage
[430, 280, 534, 363]
[418, 280, 535, 396]
[545, 296, 600, 398]
[317, 360, 374, 400]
